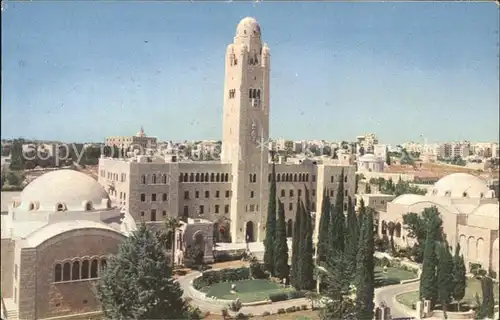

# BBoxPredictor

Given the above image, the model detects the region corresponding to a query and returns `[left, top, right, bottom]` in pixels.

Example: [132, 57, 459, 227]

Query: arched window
[85, 202, 92, 211]
[204, 173, 209, 181]
[162, 174, 167, 184]
[90, 259, 98, 278]
[281, 173, 285, 181]
[152, 174, 157, 184]
[100, 258, 107, 271]
[249, 88, 253, 98]
[141, 175, 146, 184]
[179, 174, 183, 182]
[57, 203, 65, 212]
[224, 173, 229, 182]
[294, 174, 298, 182]
[29, 203, 35, 211]
[71, 261, 80, 280]
[189, 173, 194, 182]
[200, 173, 205, 182]
[81, 260, 90, 279]
[306, 174, 309, 182]
[252, 89, 257, 99]
[257, 89, 261, 99]
[299, 174, 303, 182]
[183, 173, 188, 182]
[277, 174, 280, 182]
[195, 173, 200, 182]
[211, 173, 215, 182]
[62, 262, 71, 281]
[216, 173, 220, 182]
[54, 263, 62, 282]
[253, 174, 257, 183]
[162, 193, 168, 202]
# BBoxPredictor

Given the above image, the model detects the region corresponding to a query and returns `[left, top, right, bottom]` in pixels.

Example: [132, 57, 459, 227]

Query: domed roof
[428, 173, 492, 198]
[19, 170, 110, 212]
[358, 153, 380, 162]
[236, 17, 261, 38]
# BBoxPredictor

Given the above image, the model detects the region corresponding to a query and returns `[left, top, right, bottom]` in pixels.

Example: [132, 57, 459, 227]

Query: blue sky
[1, 2, 498, 144]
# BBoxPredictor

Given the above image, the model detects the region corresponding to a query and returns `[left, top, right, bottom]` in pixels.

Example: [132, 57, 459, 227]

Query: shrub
[214, 250, 245, 263]
[469, 263, 482, 276]
[285, 306, 296, 313]
[301, 304, 308, 310]
[250, 262, 268, 279]
[269, 292, 289, 302]
[277, 308, 286, 314]
[229, 299, 242, 312]
[287, 290, 306, 299]
[261, 311, 271, 316]
[193, 267, 250, 290]
[477, 269, 487, 278]
[184, 244, 204, 269]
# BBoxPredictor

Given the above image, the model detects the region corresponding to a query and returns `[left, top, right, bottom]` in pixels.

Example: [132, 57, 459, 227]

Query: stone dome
[358, 154, 380, 162]
[236, 17, 261, 38]
[18, 169, 111, 212]
[428, 173, 492, 198]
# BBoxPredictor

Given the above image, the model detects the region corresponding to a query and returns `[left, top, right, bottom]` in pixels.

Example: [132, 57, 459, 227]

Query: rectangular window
[199, 205, 204, 214]
[249, 204, 255, 212]
[312, 189, 316, 196]
[281, 190, 285, 197]
[183, 206, 189, 216]
[140, 211, 145, 217]
[289, 190, 294, 197]
[250, 191, 254, 198]
[151, 209, 157, 221]
[312, 175, 316, 182]
[195, 191, 200, 198]
[216, 190, 220, 198]
[298, 189, 302, 197]
[184, 191, 189, 199]
[215, 205, 220, 213]
[151, 194, 156, 202]
[289, 203, 293, 211]
[205, 191, 210, 198]
[225, 190, 230, 198]
[224, 205, 229, 214]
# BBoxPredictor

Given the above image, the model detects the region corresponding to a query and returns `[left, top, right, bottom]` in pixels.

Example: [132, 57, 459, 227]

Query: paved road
[374, 281, 419, 319]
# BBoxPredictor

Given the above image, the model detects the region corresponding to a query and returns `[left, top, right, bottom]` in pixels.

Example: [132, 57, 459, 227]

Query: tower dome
[236, 17, 261, 38]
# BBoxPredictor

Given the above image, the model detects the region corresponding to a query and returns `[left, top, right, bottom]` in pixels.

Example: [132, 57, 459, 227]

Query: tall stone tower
[221, 17, 270, 243]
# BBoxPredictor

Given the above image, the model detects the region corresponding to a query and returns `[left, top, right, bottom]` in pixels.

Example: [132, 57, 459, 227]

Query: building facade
[98, 17, 356, 244]
[105, 127, 158, 150]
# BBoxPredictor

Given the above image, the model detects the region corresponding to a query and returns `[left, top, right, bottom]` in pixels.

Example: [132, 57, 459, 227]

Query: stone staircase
[2, 298, 18, 320]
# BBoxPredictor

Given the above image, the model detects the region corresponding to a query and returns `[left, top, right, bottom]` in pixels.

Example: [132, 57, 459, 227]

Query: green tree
[291, 199, 303, 289]
[290, 197, 302, 288]
[344, 196, 359, 283]
[419, 210, 443, 307]
[385, 149, 391, 165]
[274, 200, 289, 280]
[437, 242, 454, 317]
[96, 223, 200, 320]
[316, 190, 331, 264]
[9, 139, 24, 170]
[163, 216, 181, 271]
[403, 207, 443, 262]
[264, 153, 277, 275]
[452, 244, 466, 309]
[476, 276, 495, 319]
[300, 200, 315, 290]
[354, 210, 375, 320]
[357, 198, 366, 231]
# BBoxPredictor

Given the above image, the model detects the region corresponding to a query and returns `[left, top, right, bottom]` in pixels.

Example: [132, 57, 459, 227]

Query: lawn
[396, 278, 500, 309]
[204, 310, 319, 320]
[203, 279, 295, 303]
[374, 266, 417, 287]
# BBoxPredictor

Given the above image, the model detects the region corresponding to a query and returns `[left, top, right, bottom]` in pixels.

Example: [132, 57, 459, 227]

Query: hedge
[193, 267, 250, 290]
[268, 290, 306, 302]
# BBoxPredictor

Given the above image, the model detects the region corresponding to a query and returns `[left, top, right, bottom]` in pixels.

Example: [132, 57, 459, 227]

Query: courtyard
[396, 278, 500, 309]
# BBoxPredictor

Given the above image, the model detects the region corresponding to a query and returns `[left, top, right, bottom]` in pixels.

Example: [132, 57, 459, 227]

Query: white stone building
[378, 173, 499, 280]
[357, 153, 385, 173]
[97, 17, 356, 245]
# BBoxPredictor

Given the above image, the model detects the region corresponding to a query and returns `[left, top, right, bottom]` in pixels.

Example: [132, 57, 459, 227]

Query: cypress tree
[354, 210, 375, 320]
[344, 196, 359, 283]
[437, 242, 454, 316]
[274, 200, 289, 280]
[328, 179, 346, 261]
[358, 198, 366, 231]
[300, 200, 315, 290]
[419, 231, 438, 306]
[335, 169, 346, 215]
[264, 155, 277, 275]
[477, 276, 495, 319]
[291, 199, 303, 288]
[317, 189, 331, 264]
[452, 244, 466, 309]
